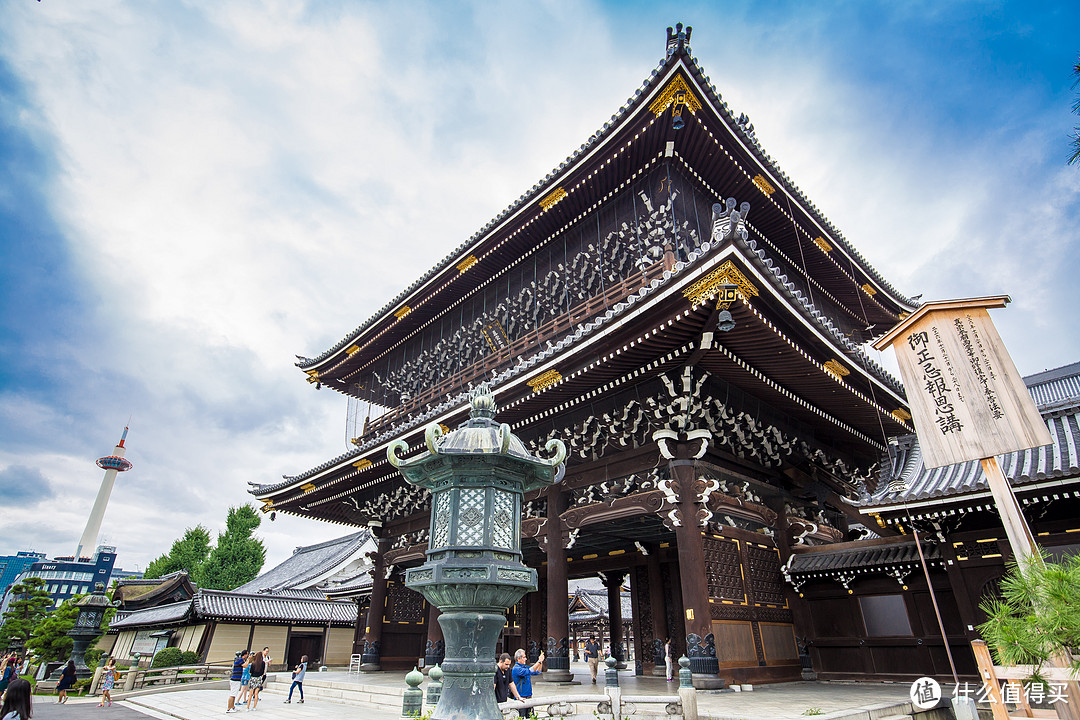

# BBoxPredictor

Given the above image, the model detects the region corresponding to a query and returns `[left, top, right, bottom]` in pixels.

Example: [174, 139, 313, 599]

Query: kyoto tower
[75, 427, 133, 559]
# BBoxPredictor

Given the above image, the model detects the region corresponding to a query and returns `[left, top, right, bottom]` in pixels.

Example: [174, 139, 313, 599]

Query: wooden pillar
[601, 569, 628, 668]
[670, 442, 723, 689]
[544, 486, 573, 681]
[647, 552, 668, 676]
[424, 603, 444, 669]
[361, 536, 391, 671]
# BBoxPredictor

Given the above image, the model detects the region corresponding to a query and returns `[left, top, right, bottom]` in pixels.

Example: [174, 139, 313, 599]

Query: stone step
[260, 677, 408, 711]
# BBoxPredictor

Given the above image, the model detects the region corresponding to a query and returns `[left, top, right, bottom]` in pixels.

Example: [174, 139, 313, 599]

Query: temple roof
[296, 25, 914, 385]
[253, 237, 912, 507]
[111, 600, 193, 629]
[232, 530, 371, 595]
[862, 361, 1080, 511]
[194, 589, 356, 625]
[785, 538, 940, 576]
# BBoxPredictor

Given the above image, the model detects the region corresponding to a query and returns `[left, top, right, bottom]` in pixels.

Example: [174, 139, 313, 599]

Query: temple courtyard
[39, 664, 923, 720]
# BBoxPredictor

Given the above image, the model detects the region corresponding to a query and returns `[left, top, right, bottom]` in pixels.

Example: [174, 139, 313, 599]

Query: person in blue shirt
[510, 649, 545, 699]
[226, 649, 248, 713]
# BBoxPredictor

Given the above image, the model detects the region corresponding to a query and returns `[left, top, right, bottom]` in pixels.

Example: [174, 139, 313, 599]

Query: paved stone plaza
[30, 663, 919, 720]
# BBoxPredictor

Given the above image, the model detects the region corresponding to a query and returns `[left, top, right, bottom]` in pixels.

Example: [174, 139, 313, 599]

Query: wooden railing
[361, 260, 669, 440]
[972, 640, 1079, 720]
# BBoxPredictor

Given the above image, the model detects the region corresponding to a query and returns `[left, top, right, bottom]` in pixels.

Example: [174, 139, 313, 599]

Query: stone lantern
[388, 385, 566, 720]
[54, 582, 113, 680]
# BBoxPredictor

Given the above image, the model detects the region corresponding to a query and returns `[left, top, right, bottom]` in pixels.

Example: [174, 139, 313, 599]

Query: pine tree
[978, 553, 1080, 672]
[0, 577, 53, 650]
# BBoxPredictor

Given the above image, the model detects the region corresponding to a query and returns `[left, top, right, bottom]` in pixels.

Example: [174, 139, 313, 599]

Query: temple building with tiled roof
[246, 24, 1074, 685]
[103, 532, 375, 670]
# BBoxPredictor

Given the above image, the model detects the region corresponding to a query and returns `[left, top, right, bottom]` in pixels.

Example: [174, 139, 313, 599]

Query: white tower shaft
[76, 428, 131, 559]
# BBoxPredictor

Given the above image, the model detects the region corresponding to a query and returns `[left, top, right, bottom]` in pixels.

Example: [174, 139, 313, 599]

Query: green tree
[0, 577, 53, 650]
[143, 506, 266, 590]
[143, 525, 212, 582]
[978, 553, 1080, 672]
[26, 594, 117, 664]
[199, 505, 266, 590]
[26, 594, 80, 662]
[1071, 57, 1080, 165]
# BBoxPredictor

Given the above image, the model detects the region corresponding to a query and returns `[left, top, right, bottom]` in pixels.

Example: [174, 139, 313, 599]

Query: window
[860, 594, 913, 636]
[60, 585, 69, 594]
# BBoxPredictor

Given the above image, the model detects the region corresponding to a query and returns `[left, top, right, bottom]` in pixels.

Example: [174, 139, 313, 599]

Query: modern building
[248, 23, 1080, 686]
[0, 546, 121, 614]
[0, 552, 47, 596]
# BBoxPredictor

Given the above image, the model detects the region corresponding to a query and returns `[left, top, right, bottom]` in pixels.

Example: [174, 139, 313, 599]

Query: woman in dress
[247, 650, 266, 711]
[56, 660, 77, 703]
[0, 678, 32, 720]
[98, 657, 117, 707]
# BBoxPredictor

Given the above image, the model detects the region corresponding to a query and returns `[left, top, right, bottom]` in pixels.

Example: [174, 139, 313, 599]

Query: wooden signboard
[873, 296, 1051, 469]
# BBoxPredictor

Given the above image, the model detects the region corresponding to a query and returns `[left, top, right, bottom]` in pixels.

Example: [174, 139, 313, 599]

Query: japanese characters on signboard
[876, 298, 1051, 469]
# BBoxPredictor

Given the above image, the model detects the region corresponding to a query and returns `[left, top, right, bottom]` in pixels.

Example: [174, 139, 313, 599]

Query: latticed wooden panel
[385, 581, 426, 623]
[745, 543, 786, 606]
[703, 536, 745, 602]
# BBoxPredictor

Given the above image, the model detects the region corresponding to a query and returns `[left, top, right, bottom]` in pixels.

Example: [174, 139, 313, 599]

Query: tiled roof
[295, 34, 912, 374]
[568, 587, 633, 621]
[1026, 361, 1080, 409]
[786, 541, 940, 575]
[194, 589, 356, 625]
[110, 600, 193, 629]
[863, 363, 1080, 508]
[321, 570, 373, 599]
[254, 233, 905, 497]
[232, 530, 370, 594]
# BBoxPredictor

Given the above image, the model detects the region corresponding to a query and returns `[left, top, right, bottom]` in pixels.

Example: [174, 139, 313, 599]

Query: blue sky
[1, 1, 1077, 572]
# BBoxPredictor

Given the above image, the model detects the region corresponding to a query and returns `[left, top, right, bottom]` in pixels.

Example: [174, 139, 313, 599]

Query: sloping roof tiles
[232, 530, 370, 594]
[865, 362, 1080, 508]
[195, 590, 356, 625]
[296, 31, 913, 374]
[110, 600, 193, 629]
[786, 541, 941, 575]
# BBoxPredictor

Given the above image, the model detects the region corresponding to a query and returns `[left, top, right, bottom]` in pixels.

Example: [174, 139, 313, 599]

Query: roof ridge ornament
[666, 23, 693, 58]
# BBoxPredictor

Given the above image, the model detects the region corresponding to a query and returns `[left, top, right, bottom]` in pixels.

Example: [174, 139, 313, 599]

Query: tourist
[583, 635, 601, 684]
[98, 657, 116, 707]
[284, 654, 307, 703]
[237, 650, 252, 706]
[510, 649, 544, 700]
[56, 660, 77, 704]
[494, 653, 522, 703]
[226, 649, 248, 713]
[664, 638, 673, 682]
[0, 678, 32, 720]
[247, 649, 266, 711]
[0, 656, 13, 694]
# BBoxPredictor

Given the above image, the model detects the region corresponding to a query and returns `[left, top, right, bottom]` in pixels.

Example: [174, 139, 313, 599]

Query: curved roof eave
[257, 235, 906, 501]
[296, 41, 913, 375]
